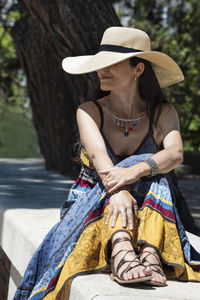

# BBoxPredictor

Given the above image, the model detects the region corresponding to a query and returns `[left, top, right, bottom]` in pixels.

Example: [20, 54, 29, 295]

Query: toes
[158, 274, 166, 284]
[123, 272, 129, 281]
[128, 266, 146, 280]
[132, 271, 139, 279]
[151, 272, 166, 285]
[161, 275, 167, 284]
[144, 266, 152, 277]
[127, 269, 136, 280]
[154, 273, 160, 283]
[127, 270, 134, 280]
[151, 271, 156, 282]
[123, 265, 153, 281]
[138, 269, 145, 278]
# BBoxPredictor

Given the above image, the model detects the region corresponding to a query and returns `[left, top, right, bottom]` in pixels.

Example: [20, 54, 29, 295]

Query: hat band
[99, 44, 143, 53]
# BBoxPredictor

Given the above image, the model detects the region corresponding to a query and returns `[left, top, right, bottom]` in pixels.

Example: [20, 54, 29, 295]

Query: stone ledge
[2, 208, 200, 300]
[0, 158, 73, 299]
[70, 273, 200, 300]
[71, 233, 200, 300]
[0, 159, 200, 300]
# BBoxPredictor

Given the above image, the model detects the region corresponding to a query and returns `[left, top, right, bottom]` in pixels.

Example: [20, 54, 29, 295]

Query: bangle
[143, 157, 159, 177]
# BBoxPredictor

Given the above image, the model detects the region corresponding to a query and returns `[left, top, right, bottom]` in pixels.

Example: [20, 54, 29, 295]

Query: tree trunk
[12, 0, 120, 176]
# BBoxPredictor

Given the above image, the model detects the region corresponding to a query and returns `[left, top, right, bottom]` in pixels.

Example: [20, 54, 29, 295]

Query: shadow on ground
[0, 158, 74, 210]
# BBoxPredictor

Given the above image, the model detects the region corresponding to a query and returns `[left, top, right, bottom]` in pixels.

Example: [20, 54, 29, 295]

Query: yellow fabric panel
[80, 149, 94, 169]
[178, 263, 200, 281]
[135, 207, 185, 279]
[43, 205, 200, 300]
[43, 205, 131, 300]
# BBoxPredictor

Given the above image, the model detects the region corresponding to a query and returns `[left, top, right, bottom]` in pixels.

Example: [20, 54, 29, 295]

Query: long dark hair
[130, 57, 168, 131]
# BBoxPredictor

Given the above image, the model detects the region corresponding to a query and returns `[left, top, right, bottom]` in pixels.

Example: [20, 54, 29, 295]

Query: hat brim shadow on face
[62, 50, 184, 88]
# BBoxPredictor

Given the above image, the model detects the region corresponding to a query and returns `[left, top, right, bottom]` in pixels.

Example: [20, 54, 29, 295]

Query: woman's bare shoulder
[155, 103, 180, 144]
[77, 97, 107, 128]
[158, 103, 179, 125]
[160, 103, 178, 115]
[78, 96, 106, 110]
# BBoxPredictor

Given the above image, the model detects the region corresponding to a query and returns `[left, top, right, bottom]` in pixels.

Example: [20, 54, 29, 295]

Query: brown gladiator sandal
[110, 237, 152, 284]
[140, 250, 167, 286]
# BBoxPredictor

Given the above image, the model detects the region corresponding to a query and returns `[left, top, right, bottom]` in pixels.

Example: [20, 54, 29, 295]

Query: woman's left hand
[99, 165, 142, 193]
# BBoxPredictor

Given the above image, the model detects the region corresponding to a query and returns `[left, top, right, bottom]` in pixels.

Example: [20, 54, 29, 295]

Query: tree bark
[12, 0, 120, 176]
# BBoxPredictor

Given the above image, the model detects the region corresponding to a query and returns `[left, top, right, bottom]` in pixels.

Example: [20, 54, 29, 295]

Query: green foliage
[0, 4, 40, 157]
[0, 5, 27, 111]
[115, 0, 200, 150]
[0, 106, 41, 158]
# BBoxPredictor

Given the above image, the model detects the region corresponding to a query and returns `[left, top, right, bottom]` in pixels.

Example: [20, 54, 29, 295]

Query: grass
[0, 107, 41, 158]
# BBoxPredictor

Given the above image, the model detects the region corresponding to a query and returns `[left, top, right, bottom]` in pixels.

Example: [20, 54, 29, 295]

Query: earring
[135, 76, 138, 81]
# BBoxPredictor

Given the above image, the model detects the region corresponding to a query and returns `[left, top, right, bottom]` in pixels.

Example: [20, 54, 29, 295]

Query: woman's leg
[139, 244, 167, 285]
[111, 231, 152, 281]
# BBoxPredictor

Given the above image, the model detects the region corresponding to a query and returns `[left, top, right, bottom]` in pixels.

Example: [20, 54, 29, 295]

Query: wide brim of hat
[62, 51, 184, 88]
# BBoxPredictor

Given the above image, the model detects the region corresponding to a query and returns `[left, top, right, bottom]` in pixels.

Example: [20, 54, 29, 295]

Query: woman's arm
[100, 105, 183, 193]
[148, 104, 183, 173]
[77, 101, 114, 177]
[77, 101, 138, 230]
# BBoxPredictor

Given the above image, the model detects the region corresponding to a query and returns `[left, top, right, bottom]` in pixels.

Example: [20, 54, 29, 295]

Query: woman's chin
[100, 83, 111, 91]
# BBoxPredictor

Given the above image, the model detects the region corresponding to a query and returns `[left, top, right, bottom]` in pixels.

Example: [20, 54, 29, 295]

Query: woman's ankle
[111, 231, 131, 244]
[140, 244, 158, 254]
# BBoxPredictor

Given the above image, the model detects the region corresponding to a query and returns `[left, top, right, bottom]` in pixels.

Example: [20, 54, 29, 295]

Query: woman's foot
[139, 245, 167, 286]
[111, 232, 152, 283]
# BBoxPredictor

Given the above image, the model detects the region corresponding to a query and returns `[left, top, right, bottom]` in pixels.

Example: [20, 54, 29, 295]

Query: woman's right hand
[105, 190, 138, 230]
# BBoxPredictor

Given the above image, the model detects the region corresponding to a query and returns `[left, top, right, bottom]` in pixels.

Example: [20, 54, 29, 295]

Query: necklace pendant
[108, 98, 145, 137]
[116, 120, 121, 126]
[124, 131, 129, 137]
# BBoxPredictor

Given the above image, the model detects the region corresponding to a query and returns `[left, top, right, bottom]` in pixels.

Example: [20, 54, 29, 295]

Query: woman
[14, 27, 200, 300]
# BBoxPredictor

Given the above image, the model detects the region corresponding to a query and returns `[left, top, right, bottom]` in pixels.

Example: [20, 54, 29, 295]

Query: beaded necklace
[107, 98, 146, 137]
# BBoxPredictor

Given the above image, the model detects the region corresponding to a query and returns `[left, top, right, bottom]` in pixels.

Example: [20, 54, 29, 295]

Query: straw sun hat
[62, 26, 184, 88]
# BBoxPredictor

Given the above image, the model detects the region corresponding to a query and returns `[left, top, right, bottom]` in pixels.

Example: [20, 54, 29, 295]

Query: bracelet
[143, 157, 159, 177]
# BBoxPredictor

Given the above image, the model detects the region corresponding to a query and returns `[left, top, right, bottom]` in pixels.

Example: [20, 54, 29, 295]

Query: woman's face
[97, 59, 137, 91]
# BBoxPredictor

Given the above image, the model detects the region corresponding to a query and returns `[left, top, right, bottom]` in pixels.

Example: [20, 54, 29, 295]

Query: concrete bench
[0, 158, 200, 300]
[0, 158, 73, 299]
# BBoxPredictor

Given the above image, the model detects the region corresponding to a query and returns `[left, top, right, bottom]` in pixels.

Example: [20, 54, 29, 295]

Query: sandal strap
[116, 250, 136, 274]
[111, 249, 126, 260]
[147, 263, 166, 278]
[111, 236, 144, 280]
[140, 250, 166, 278]
[112, 247, 135, 260]
[111, 249, 133, 276]
[140, 250, 160, 265]
[111, 248, 141, 280]
[112, 236, 131, 248]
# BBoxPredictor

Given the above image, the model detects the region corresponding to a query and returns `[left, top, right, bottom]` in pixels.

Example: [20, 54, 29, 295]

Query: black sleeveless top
[93, 100, 158, 162]
[79, 100, 158, 184]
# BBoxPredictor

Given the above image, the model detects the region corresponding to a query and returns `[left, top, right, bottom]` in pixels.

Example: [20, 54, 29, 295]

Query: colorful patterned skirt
[14, 153, 200, 300]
